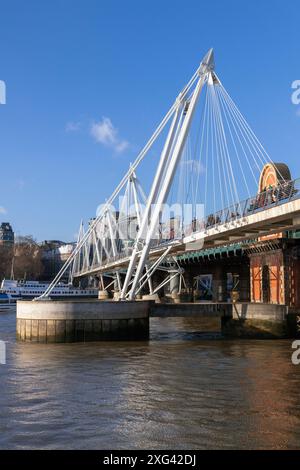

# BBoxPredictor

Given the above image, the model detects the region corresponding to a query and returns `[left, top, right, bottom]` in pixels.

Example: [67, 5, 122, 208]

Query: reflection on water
[0, 311, 300, 449]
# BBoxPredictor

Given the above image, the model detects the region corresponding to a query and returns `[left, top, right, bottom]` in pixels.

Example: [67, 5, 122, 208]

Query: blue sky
[0, 0, 299, 241]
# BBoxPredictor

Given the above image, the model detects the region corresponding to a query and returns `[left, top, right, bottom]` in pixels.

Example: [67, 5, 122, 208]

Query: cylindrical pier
[16, 299, 151, 343]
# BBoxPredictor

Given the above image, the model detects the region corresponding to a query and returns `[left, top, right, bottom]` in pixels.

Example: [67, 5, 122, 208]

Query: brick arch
[258, 163, 291, 193]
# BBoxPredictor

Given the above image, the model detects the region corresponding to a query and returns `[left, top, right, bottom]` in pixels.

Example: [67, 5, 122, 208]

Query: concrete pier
[221, 303, 298, 339]
[16, 300, 150, 343]
[151, 302, 299, 338]
[16, 298, 299, 343]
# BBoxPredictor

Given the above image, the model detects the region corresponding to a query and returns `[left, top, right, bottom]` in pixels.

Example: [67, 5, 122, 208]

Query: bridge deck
[75, 196, 300, 277]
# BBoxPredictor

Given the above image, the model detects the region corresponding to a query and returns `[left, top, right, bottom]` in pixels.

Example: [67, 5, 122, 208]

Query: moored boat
[0, 279, 98, 300]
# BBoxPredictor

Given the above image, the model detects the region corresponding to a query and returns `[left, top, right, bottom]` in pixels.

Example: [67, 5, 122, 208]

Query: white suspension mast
[123, 48, 214, 300]
[120, 99, 183, 299]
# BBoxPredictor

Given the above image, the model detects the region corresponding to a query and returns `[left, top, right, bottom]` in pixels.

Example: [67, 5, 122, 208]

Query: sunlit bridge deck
[74, 178, 300, 277]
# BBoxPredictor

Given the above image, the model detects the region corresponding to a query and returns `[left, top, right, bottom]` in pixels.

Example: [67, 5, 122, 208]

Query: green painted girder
[175, 242, 246, 262]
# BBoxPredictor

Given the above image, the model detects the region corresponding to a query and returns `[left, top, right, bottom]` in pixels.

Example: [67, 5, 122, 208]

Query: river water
[0, 311, 300, 449]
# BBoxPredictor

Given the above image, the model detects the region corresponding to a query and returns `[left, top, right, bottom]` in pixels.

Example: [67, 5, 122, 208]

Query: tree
[13, 236, 44, 280]
[0, 244, 13, 280]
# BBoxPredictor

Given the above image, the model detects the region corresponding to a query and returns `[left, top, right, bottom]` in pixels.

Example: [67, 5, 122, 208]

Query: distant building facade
[0, 223, 14, 245]
[39, 240, 75, 281]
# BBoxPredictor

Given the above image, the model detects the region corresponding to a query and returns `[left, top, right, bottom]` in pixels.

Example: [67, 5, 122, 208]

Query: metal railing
[184, 178, 300, 237]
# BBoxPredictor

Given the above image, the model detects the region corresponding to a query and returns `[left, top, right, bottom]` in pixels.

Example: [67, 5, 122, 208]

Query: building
[174, 163, 300, 311]
[0, 222, 14, 245]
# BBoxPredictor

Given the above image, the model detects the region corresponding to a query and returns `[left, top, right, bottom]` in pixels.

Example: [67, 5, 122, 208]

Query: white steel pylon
[121, 49, 215, 300]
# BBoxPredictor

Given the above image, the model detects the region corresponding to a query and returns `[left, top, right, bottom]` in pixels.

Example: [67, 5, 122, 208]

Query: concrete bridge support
[169, 273, 180, 302]
[221, 303, 298, 338]
[212, 266, 227, 302]
[151, 301, 299, 338]
[170, 273, 180, 295]
[16, 300, 151, 343]
[98, 290, 109, 300]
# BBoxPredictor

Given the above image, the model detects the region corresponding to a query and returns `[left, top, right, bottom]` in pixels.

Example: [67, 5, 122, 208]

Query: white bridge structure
[38, 49, 300, 301]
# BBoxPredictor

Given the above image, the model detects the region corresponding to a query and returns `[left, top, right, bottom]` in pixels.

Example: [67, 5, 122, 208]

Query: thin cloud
[181, 159, 205, 175]
[66, 121, 81, 132]
[0, 206, 7, 214]
[90, 117, 129, 154]
[16, 178, 25, 190]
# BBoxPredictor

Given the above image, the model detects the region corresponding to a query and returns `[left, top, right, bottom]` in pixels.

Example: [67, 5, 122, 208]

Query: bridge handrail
[184, 178, 299, 236]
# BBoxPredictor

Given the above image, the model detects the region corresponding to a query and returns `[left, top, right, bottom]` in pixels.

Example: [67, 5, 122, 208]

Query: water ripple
[0, 313, 300, 449]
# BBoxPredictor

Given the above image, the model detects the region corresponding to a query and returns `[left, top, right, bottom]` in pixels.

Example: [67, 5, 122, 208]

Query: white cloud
[90, 117, 129, 153]
[0, 206, 7, 214]
[115, 140, 129, 153]
[66, 121, 81, 132]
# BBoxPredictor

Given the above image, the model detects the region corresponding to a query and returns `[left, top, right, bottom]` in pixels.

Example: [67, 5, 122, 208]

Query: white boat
[0, 279, 98, 299]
